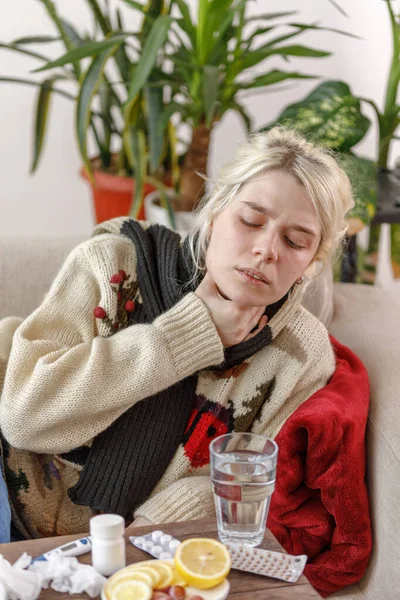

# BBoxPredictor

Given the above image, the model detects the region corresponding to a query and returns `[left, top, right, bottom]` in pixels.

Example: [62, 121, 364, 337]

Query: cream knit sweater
[0, 222, 335, 536]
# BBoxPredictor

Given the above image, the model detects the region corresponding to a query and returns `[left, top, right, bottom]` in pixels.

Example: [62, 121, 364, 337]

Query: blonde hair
[187, 126, 354, 280]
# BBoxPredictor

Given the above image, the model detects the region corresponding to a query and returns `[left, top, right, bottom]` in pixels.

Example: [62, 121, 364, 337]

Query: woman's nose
[253, 231, 278, 263]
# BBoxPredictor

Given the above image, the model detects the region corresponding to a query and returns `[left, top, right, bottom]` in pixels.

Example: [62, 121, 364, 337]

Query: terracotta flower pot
[81, 162, 156, 224]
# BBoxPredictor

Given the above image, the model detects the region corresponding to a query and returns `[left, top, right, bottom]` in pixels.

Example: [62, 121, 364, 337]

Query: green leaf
[239, 69, 316, 89]
[327, 0, 349, 18]
[243, 26, 275, 48]
[159, 102, 185, 130]
[0, 76, 75, 100]
[30, 78, 54, 173]
[145, 84, 165, 173]
[0, 42, 51, 63]
[59, 19, 85, 47]
[287, 23, 360, 40]
[33, 35, 126, 72]
[248, 28, 308, 51]
[120, 0, 146, 12]
[208, 1, 247, 64]
[39, 0, 82, 78]
[239, 44, 330, 71]
[203, 65, 220, 126]
[126, 15, 172, 103]
[127, 128, 147, 218]
[340, 153, 377, 222]
[11, 35, 60, 44]
[261, 80, 371, 152]
[173, 0, 196, 47]
[76, 45, 119, 177]
[245, 11, 297, 23]
[85, 0, 112, 35]
[197, 0, 208, 64]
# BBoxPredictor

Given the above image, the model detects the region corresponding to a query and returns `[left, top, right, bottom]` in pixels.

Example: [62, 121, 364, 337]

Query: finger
[244, 315, 269, 341]
[248, 305, 267, 327]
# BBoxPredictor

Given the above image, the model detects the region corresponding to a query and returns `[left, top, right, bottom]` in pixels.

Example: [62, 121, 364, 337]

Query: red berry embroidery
[125, 300, 135, 312]
[119, 269, 127, 280]
[93, 307, 107, 319]
[117, 292, 122, 301]
[110, 273, 123, 284]
[113, 322, 119, 330]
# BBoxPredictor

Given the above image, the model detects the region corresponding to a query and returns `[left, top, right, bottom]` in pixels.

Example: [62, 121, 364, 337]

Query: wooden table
[0, 519, 321, 599]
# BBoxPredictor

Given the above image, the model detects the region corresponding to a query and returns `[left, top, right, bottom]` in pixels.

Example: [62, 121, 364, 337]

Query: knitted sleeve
[0, 236, 224, 454]
[134, 476, 215, 524]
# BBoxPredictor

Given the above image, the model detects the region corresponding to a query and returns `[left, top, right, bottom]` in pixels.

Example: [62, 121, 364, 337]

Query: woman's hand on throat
[195, 272, 268, 347]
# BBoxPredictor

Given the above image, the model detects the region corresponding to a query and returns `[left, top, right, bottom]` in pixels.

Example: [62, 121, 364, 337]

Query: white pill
[151, 530, 163, 541]
[143, 541, 153, 551]
[161, 534, 172, 543]
[134, 537, 145, 547]
[169, 539, 180, 551]
[152, 545, 162, 556]
[160, 551, 172, 560]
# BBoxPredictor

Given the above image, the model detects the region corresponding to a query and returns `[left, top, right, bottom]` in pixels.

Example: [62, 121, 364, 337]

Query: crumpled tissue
[0, 552, 106, 600]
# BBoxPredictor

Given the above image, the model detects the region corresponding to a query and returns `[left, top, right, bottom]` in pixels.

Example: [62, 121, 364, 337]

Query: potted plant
[138, 0, 355, 224]
[258, 79, 377, 282]
[358, 0, 400, 281]
[0, 0, 176, 224]
[260, 80, 377, 221]
[1, 0, 350, 231]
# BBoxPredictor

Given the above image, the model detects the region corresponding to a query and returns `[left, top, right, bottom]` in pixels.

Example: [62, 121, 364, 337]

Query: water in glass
[210, 437, 278, 547]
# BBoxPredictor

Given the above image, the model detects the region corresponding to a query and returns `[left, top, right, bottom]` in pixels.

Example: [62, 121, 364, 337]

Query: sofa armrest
[329, 283, 400, 599]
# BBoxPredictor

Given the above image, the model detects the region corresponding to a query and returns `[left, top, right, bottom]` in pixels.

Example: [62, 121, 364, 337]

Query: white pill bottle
[90, 513, 126, 576]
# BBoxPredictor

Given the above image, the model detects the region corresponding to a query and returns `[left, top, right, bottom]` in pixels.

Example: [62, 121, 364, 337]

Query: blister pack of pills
[225, 544, 307, 583]
[129, 530, 181, 560]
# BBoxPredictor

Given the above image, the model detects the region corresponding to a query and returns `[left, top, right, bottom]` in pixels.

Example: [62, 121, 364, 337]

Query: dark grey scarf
[68, 219, 282, 519]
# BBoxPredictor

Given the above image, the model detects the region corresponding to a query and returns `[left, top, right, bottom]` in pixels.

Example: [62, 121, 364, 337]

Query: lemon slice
[109, 580, 152, 600]
[105, 570, 153, 595]
[125, 561, 173, 588]
[170, 565, 188, 587]
[174, 538, 231, 590]
[124, 565, 161, 587]
[141, 562, 173, 589]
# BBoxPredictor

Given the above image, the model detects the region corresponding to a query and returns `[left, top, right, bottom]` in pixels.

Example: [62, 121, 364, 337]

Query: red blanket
[267, 336, 372, 597]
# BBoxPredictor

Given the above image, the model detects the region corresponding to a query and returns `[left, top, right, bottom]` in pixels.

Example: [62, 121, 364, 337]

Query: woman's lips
[237, 268, 269, 286]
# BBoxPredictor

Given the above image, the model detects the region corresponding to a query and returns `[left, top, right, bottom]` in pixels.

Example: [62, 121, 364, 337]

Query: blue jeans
[0, 469, 11, 543]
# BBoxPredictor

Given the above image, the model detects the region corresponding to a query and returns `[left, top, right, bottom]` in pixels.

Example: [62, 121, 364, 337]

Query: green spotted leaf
[262, 80, 370, 152]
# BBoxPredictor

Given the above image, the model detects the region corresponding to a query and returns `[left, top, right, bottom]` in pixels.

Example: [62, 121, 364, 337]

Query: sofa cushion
[0, 235, 84, 318]
[329, 283, 400, 599]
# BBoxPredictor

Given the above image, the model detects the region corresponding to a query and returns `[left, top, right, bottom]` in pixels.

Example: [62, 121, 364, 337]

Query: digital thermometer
[32, 536, 92, 562]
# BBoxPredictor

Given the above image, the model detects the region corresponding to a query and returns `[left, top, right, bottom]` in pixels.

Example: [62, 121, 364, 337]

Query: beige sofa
[0, 234, 399, 599]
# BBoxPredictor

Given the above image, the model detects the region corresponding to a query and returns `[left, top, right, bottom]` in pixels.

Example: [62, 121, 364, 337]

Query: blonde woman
[0, 127, 356, 548]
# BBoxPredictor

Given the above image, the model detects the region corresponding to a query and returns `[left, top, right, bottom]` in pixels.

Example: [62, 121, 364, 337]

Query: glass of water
[210, 432, 278, 547]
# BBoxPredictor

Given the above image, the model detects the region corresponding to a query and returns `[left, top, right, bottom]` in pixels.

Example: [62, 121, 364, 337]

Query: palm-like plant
[154, 0, 353, 211]
[1, 0, 349, 220]
[0, 0, 176, 220]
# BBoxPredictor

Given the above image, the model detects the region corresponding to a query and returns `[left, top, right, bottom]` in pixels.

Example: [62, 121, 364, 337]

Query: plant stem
[179, 122, 211, 211]
[380, 0, 400, 167]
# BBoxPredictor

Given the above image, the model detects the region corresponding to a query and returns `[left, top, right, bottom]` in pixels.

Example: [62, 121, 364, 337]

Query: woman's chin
[220, 285, 269, 307]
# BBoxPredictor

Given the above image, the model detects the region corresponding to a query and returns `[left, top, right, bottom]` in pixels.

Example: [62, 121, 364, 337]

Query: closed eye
[285, 237, 303, 249]
[240, 217, 261, 228]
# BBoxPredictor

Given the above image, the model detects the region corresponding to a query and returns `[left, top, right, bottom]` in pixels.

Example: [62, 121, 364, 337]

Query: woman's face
[205, 171, 322, 307]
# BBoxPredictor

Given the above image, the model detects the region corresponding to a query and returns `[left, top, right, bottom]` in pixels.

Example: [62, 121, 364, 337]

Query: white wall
[0, 0, 395, 235]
